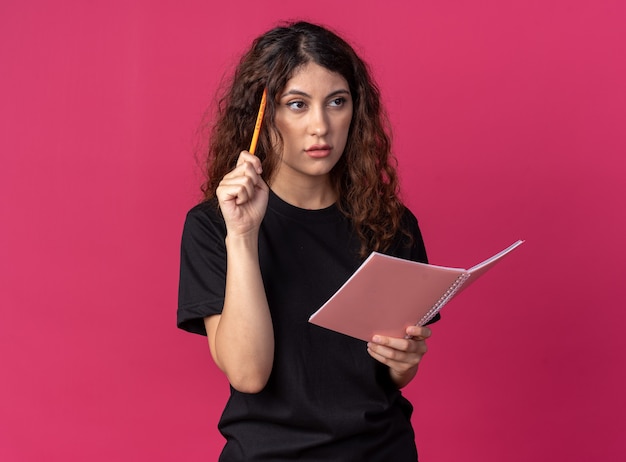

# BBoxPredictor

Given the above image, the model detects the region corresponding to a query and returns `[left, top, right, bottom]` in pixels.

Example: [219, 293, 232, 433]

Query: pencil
[248, 88, 267, 155]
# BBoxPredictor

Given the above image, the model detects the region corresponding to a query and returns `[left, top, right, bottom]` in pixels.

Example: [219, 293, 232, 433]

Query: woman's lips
[305, 144, 332, 158]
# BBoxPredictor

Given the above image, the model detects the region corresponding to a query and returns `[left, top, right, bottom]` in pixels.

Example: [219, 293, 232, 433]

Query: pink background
[1, 1, 625, 460]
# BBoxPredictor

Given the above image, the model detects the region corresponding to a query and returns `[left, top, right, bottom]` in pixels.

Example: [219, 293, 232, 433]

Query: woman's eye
[287, 101, 306, 110]
[329, 97, 346, 107]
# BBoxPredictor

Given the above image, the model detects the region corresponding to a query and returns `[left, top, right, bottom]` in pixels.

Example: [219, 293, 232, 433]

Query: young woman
[178, 21, 437, 461]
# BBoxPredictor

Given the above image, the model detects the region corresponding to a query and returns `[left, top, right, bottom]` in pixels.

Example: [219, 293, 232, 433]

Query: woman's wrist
[390, 364, 419, 389]
[225, 232, 259, 252]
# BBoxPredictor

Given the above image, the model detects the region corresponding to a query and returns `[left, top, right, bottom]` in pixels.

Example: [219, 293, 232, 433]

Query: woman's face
[271, 62, 353, 187]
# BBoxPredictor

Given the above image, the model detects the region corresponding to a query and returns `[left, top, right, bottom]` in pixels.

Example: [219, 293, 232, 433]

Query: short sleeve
[405, 211, 428, 265]
[177, 201, 228, 336]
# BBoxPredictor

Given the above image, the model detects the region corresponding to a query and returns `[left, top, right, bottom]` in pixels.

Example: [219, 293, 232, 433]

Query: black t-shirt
[178, 191, 433, 461]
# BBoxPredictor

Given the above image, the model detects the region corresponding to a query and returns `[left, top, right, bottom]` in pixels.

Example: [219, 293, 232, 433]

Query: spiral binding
[418, 272, 471, 326]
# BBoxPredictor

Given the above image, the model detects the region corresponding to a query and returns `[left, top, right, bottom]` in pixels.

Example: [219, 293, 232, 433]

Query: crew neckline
[268, 189, 342, 223]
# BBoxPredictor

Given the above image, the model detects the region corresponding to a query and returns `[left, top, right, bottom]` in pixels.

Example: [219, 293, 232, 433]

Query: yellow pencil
[248, 88, 267, 155]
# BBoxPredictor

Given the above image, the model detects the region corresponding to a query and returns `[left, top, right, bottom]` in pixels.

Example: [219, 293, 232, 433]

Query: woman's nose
[308, 107, 329, 136]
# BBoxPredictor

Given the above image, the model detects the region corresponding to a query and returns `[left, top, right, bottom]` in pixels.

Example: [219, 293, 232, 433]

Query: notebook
[308, 240, 524, 341]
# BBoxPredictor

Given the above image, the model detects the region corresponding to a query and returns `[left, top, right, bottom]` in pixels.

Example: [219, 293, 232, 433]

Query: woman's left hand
[367, 325, 432, 388]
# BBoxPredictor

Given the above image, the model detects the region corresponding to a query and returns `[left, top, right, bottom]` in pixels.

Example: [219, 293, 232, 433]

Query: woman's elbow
[227, 370, 270, 394]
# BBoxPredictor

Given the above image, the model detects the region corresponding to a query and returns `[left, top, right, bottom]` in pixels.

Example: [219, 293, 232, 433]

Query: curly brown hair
[202, 21, 411, 257]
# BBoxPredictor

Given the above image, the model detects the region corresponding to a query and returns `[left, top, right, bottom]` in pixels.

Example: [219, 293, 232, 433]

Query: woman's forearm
[209, 233, 274, 393]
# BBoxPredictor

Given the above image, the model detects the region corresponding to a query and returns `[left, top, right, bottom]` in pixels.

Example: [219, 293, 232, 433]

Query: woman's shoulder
[399, 204, 420, 230]
[185, 198, 221, 221]
[183, 198, 225, 236]
[387, 204, 427, 262]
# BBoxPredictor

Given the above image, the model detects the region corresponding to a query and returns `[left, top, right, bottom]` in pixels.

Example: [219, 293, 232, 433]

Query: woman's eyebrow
[280, 88, 351, 99]
[326, 89, 351, 98]
[281, 89, 310, 98]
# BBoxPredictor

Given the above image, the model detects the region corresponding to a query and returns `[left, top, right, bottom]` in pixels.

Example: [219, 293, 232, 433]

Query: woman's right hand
[216, 151, 269, 237]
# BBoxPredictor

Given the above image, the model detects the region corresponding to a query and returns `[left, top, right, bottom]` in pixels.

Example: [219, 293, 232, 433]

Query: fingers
[368, 335, 428, 360]
[405, 325, 432, 340]
[366, 339, 427, 374]
[369, 326, 431, 350]
[235, 151, 263, 174]
[219, 173, 259, 205]
[367, 327, 431, 371]
[218, 151, 266, 206]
